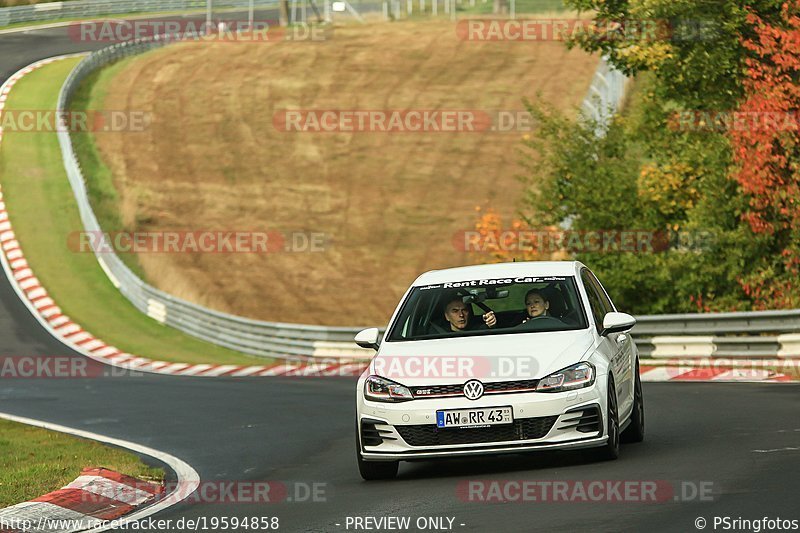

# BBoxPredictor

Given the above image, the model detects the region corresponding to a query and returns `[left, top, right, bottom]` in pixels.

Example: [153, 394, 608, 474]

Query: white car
[354, 261, 644, 480]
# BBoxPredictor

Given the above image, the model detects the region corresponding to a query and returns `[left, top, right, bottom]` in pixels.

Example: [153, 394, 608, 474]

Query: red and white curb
[0, 412, 200, 533]
[0, 57, 796, 383]
[0, 468, 162, 533]
[0, 167, 363, 372]
[0, 56, 367, 378]
[640, 364, 795, 382]
[0, 57, 369, 378]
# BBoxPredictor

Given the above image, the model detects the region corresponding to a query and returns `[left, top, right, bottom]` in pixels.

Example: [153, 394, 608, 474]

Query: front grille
[485, 379, 540, 393]
[411, 384, 463, 397]
[557, 405, 601, 434]
[410, 379, 539, 399]
[395, 416, 557, 446]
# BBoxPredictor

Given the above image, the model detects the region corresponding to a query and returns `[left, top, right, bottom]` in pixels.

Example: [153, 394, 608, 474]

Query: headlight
[364, 375, 414, 402]
[536, 362, 595, 392]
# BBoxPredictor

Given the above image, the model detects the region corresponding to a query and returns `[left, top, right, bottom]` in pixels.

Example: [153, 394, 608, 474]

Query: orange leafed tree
[731, 1, 800, 308]
[470, 208, 567, 263]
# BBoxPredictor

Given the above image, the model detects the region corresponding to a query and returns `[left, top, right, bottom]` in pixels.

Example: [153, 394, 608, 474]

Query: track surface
[1, 19, 799, 533]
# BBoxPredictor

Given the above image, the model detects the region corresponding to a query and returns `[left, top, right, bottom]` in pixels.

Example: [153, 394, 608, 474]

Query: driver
[522, 289, 550, 323]
[444, 298, 497, 332]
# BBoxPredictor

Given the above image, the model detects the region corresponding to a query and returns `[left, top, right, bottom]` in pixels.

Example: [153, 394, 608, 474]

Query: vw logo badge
[463, 379, 484, 400]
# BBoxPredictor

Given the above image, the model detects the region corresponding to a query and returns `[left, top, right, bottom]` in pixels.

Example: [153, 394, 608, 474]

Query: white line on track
[752, 446, 800, 453]
[0, 412, 200, 531]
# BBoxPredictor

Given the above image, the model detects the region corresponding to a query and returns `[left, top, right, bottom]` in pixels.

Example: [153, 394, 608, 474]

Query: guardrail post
[778, 334, 800, 357]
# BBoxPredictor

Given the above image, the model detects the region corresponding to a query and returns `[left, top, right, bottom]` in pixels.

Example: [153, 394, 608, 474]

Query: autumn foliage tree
[731, 1, 800, 308]
[474, 0, 800, 313]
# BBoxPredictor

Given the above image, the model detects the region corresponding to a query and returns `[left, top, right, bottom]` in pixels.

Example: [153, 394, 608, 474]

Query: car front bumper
[357, 381, 607, 461]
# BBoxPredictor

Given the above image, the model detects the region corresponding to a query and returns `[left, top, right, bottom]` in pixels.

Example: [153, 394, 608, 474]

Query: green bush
[521, 75, 767, 314]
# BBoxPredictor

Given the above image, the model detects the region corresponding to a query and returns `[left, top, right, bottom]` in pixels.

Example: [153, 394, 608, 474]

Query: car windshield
[386, 276, 588, 341]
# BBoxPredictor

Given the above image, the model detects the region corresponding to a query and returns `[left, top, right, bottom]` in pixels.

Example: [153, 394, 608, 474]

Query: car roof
[412, 261, 585, 286]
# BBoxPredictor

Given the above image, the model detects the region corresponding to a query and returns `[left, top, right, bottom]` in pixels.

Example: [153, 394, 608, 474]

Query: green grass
[70, 58, 148, 279]
[0, 418, 163, 508]
[0, 58, 270, 366]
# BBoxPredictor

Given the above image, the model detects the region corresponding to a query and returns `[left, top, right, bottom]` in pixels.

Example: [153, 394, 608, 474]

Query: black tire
[593, 375, 620, 461]
[356, 424, 399, 480]
[622, 362, 645, 443]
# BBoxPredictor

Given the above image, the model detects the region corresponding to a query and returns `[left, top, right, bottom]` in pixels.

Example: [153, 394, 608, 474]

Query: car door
[580, 269, 632, 416]
[585, 270, 635, 417]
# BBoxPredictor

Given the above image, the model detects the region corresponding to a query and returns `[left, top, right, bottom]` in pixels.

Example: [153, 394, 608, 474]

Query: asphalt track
[1, 18, 799, 533]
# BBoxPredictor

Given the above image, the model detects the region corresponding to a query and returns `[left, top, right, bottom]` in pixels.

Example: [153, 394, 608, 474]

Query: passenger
[522, 289, 550, 323]
[444, 298, 496, 332]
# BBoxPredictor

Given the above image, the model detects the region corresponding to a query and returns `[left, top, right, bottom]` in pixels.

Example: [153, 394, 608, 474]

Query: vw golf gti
[354, 261, 645, 480]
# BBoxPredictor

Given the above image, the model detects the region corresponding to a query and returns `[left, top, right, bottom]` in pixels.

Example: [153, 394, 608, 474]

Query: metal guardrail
[633, 309, 800, 336]
[0, 0, 277, 27]
[581, 54, 627, 132]
[55, 35, 368, 360]
[54, 26, 799, 361]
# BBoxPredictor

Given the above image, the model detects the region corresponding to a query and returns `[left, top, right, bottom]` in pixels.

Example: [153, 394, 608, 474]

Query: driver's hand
[483, 311, 497, 328]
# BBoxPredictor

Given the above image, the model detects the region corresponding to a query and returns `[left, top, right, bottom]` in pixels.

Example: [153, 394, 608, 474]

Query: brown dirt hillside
[92, 19, 598, 326]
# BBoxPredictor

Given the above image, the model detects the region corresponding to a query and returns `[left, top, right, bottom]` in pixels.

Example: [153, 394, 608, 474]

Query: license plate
[436, 406, 513, 428]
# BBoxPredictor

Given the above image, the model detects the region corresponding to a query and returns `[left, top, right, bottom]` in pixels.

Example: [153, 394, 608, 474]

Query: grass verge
[81, 20, 598, 326]
[0, 418, 163, 508]
[70, 57, 147, 279]
[0, 57, 269, 366]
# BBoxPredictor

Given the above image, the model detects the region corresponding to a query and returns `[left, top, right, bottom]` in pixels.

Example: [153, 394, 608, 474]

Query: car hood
[371, 329, 595, 386]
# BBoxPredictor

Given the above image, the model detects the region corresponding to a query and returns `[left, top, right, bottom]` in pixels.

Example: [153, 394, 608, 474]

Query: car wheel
[622, 362, 645, 443]
[593, 375, 620, 461]
[356, 424, 399, 480]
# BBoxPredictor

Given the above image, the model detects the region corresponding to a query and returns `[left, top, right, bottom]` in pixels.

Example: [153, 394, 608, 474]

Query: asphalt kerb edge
[0, 411, 200, 533]
[0, 56, 368, 378]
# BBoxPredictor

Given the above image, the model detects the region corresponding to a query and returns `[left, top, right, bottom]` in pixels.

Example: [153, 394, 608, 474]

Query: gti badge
[463, 379, 484, 400]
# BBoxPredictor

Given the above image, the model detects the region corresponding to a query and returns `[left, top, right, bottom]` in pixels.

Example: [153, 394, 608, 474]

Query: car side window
[586, 271, 615, 315]
[580, 270, 606, 332]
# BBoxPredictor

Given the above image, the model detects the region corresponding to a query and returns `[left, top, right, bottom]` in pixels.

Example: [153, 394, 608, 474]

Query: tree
[731, 1, 800, 308]
[515, 91, 758, 314]
[562, 0, 777, 110]
[507, 0, 800, 312]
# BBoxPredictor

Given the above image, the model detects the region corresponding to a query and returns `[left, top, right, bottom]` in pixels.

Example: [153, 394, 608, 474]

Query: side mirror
[354, 327, 381, 350]
[601, 312, 636, 336]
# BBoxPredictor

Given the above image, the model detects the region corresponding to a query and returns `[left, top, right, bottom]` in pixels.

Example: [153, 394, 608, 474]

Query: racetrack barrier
[0, 0, 279, 28]
[54, 24, 800, 361]
[55, 34, 380, 360]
